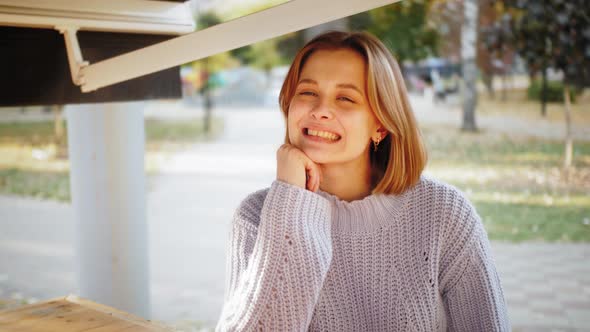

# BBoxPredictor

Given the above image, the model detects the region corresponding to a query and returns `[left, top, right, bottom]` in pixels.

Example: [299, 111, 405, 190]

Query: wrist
[276, 174, 305, 189]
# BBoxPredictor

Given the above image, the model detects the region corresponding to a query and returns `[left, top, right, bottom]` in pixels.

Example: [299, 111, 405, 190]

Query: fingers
[277, 143, 322, 192]
[305, 169, 315, 192]
[305, 160, 322, 192]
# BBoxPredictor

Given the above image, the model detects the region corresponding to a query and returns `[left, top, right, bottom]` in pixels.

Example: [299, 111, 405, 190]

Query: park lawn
[0, 117, 223, 201]
[0, 168, 70, 201]
[0, 116, 589, 242]
[0, 118, 223, 145]
[423, 125, 590, 242]
[477, 87, 590, 123]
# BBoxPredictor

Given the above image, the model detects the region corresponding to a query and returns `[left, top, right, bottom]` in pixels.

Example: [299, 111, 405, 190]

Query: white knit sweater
[216, 176, 510, 331]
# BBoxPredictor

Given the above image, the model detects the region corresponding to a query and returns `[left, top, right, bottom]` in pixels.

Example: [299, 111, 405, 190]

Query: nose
[309, 98, 334, 120]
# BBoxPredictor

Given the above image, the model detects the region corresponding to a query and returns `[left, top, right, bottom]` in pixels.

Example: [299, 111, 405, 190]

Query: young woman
[216, 31, 510, 331]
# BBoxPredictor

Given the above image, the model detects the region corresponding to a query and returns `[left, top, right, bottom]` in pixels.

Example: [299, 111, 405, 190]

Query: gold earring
[373, 136, 381, 152]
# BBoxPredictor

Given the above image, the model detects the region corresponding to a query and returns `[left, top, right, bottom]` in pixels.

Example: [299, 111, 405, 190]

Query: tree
[53, 105, 67, 158]
[478, 0, 499, 99]
[484, 2, 547, 115]
[479, 0, 518, 100]
[351, 0, 439, 64]
[192, 11, 238, 133]
[490, 0, 590, 168]
[461, 0, 480, 131]
[231, 35, 297, 89]
[225, 4, 304, 90]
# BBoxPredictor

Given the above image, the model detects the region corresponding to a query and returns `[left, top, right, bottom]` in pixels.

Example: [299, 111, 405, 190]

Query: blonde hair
[279, 31, 427, 195]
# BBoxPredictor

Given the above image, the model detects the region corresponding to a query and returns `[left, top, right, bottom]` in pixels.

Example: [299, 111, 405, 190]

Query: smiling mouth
[303, 128, 341, 141]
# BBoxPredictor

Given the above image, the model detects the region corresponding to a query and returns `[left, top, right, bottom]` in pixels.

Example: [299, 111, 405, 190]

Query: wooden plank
[0, 296, 173, 332]
[65, 296, 171, 331]
[0, 299, 65, 322]
[3, 301, 88, 332]
[73, 322, 137, 332]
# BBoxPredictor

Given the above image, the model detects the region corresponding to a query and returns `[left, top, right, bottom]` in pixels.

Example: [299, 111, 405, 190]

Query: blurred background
[1, 0, 589, 331]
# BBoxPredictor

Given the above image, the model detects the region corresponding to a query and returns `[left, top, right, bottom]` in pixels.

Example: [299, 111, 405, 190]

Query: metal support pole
[65, 101, 150, 318]
[57, 26, 89, 86]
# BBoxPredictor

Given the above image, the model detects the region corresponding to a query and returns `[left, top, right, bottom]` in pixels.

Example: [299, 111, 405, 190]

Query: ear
[374, 127, 388, 141]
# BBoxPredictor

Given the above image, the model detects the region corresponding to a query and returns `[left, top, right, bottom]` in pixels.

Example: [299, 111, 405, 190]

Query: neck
[318, 152, 373, 202]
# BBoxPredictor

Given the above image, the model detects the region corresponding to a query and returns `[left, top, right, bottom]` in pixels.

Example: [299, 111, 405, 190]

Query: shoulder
[233, 187, 271, 229]
[404, 174, 481, 239]
[406, 174, 474, 214]
[410, 175, 487, 263]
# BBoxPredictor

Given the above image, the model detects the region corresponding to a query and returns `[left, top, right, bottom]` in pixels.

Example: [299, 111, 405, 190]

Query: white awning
[0, 0, 399, 92]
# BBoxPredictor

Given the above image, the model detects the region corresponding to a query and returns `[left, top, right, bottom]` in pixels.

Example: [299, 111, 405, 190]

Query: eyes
[298, 91, 355, 103]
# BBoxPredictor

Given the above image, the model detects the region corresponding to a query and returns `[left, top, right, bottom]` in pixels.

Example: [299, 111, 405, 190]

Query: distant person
[215, 31, 510, 331]
[407, 73, 426, 95]
[445, 72, 460, 95]
[431, 68, 446, 103]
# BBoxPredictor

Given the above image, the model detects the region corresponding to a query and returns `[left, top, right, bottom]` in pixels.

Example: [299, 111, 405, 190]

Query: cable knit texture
[216, 175, 510, 331]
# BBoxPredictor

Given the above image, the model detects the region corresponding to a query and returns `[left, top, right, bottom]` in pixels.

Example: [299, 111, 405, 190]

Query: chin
[301, 148, 335, 164]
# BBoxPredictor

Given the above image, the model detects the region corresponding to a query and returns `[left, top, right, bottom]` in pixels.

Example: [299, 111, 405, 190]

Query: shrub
[527, 79, 579, 103]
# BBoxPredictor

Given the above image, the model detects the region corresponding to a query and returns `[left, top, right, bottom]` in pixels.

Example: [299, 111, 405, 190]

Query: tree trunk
[541, 62, 547, 117]
[563, 83, 573, 169]
[204, 88, 212, 134]
[461, 0, 479, 132]
[53, 105, 67, 158]
[202, 58, 212, 134]
[482, 72, 495, 99]
[501, 71, 507, 101]
[265, 67, 273, 91]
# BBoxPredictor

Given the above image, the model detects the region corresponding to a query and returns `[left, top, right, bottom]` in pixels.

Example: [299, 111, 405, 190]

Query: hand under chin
[301, 150, 329, 165]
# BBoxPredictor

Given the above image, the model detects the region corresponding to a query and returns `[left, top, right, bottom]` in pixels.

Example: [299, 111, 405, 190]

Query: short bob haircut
[278, 31, 427, 195]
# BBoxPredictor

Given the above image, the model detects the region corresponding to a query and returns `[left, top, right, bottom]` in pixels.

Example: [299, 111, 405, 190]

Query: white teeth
[307, 129, 339, 141]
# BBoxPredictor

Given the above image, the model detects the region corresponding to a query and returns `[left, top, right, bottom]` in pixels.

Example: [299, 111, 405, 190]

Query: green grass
[474, 194, 590, 242]
[0, 122, 58, 145]
[1, 118, 589, 242]
[0, 117, 224, 145]
[0, 117, 223, 202]
[0, 168, 70, 201]
[426, 129, 590, 169]
[145, 117, 223, 142]
[423, 125, 590, 242]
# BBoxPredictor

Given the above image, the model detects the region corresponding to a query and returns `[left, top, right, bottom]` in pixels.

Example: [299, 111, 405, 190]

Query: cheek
[289, 98, 307, 116]
[287, 104, 305, 140]
[344, 114, 373, 140]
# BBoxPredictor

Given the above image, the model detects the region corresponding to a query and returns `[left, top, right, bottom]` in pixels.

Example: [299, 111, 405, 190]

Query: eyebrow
[298, 78, 364, 96]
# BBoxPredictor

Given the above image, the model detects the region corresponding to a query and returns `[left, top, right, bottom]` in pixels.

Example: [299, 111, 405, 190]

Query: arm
[216, 180, 332, 332]
[439, 194, 510, 331]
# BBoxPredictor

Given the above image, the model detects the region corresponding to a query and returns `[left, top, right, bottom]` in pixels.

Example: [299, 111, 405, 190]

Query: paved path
[1, 99, 589, 331]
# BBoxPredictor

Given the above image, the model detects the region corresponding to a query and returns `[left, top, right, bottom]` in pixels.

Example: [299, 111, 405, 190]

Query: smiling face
[287, 48, 382, 166]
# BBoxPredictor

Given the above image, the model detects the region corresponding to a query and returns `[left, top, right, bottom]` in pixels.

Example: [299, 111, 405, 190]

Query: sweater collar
[316, 187, 409, 235]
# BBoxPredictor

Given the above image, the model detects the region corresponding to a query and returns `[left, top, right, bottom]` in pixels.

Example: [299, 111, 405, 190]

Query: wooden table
[0, 295, 173, 331]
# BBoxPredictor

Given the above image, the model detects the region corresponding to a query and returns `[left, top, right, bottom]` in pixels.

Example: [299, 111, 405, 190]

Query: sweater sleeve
[216, 180, 333, 332]
[439, 192, 511, 332]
